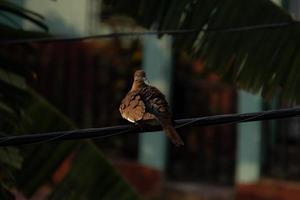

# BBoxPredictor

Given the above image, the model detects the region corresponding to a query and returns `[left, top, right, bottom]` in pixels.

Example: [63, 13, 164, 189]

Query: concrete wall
[289, 0, 300, 19]
[22, 0, 92, 35]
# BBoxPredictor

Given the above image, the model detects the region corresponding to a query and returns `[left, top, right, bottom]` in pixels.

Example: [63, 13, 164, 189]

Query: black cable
[0, 21, 299, 44]
[0, 107, 299, 146]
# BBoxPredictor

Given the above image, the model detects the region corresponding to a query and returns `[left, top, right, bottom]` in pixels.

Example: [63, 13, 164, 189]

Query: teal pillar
[271, 0, 283, 6]
[138, 35, 172, 171]
[235, 91, 262, 184]
[235, 0, 284, 184]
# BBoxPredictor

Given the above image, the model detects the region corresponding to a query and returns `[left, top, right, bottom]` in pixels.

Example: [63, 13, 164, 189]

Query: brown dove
[119, 69, 184, 146]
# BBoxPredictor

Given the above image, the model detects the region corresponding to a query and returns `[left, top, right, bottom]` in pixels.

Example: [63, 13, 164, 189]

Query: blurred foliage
[16, 90, 140, 199]
[0, 0, 48, 196]
[0, 1, 140, 199]
[103, 0, 300, 103]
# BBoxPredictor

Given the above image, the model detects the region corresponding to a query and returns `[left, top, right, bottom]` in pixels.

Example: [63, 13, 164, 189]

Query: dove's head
[134, 70, 146, 82]
[131, 70, 147, 91]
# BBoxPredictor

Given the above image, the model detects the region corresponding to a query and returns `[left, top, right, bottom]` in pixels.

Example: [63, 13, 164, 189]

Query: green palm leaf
[103, 0, 300, 102]
[0, 0, 48, 31]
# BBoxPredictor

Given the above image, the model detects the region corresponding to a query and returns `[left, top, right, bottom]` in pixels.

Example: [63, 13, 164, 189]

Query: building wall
[22, 0, 92, 35]
[289, 0, 300, 18]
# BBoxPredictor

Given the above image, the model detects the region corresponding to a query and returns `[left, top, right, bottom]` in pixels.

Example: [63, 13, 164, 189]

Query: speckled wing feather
[138, 86, 184, 146]
[138, 86, 170, 117]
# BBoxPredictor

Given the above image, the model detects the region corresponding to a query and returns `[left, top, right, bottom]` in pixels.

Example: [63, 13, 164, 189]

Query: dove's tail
[160, 118, 184, 146]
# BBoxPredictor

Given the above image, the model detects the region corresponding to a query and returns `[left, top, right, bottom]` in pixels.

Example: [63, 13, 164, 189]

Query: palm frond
[0, 0, 48, 31]
[103, 0, 300, 102]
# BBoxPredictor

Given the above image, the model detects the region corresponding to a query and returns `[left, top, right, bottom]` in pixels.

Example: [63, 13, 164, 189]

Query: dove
[119, 70, 184, 146]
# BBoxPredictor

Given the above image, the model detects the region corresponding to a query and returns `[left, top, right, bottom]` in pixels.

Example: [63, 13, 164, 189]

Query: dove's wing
[138, 86, 184, 146]
[138, 86, 171, 118]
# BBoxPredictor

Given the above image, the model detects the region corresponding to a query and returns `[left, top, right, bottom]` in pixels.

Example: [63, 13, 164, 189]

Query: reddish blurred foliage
[237, 179, 300, 200]
[112, 160, 162, 198]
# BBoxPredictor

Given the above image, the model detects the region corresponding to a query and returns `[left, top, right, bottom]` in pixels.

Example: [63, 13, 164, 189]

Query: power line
[0, 107, 299, 147]
[0, 21, 299, 44]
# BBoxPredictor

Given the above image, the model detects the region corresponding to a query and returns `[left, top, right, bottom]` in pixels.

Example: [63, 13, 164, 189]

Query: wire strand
[175, 110, 268, 129]
[0, 107, 299, 147]
[0, 21, 299, 44]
